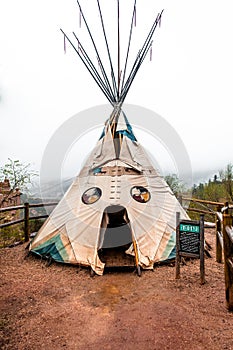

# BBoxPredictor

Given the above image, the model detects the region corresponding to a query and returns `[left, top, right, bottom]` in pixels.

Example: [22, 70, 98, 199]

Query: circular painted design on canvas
[130, 186, 151, 203]
[82, 187, 102, 205]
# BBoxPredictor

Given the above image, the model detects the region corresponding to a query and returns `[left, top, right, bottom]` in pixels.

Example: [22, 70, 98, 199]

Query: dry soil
[0, 229, 233, 350]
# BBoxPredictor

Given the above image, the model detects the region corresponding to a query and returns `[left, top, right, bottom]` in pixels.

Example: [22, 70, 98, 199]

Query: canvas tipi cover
[30, 108, 189, 275]
[29, 4, 189, 275]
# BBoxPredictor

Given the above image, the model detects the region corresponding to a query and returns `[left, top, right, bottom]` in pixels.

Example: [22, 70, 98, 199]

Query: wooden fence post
[175, 212, 181, 279]
[216, 205, 222, 263]
[222, 213, 233, 311]
[224, 202, 229, 214]
[24, 203, 30, 242]
[200, 214, 205, 284]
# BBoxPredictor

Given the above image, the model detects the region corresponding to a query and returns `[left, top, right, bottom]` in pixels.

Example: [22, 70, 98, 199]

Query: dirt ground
[0, 228, 233, 350]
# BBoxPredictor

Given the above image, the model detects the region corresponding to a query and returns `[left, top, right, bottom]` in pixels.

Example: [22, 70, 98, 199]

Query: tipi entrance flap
[126, 207, 166, 261]
[70, 239, 105, 275]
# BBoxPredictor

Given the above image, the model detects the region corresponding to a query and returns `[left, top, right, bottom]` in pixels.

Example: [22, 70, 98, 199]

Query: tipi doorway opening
[98, 205, 135, 267]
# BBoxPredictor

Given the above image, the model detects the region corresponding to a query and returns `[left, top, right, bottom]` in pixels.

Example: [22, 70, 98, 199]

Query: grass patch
[0, 219, 45, 248]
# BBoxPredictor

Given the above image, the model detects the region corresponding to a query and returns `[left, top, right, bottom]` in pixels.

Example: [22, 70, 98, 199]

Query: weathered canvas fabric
[30, 110, 189, 275]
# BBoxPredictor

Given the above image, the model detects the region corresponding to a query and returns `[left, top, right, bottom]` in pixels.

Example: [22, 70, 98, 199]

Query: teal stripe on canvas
[160, 231, 176, 261]
[32, 234, 69, 263]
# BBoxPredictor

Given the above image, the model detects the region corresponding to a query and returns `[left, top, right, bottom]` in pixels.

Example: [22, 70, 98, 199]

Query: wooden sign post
[176, 212, 205, 284]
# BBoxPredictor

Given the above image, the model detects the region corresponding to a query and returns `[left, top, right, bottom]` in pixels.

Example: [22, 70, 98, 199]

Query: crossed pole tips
[61, 0, 163, 107]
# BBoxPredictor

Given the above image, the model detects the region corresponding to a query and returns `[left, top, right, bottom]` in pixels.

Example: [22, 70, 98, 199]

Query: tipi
[30, 1, 189, 275]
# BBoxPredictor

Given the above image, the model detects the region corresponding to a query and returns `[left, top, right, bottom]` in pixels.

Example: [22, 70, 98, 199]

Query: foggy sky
[1, 0, 233, 184]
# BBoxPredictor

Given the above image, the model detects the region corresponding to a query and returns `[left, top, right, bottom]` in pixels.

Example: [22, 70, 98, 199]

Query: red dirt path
[0, 229, 233, 349]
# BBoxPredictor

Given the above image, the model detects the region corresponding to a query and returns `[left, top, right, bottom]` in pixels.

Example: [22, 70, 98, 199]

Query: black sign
[179, 221, 200, 256]
[175, 214, 205, 284]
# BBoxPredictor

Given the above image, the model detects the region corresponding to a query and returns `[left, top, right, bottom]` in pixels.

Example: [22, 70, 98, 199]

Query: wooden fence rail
[186, 207, 215, 216]
[179, 196, 229, 217]
[182, 197, 225, 207]
[0, 202, 58, 242]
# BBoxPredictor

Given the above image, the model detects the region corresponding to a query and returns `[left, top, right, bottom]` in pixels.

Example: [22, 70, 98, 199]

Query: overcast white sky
[1, 0, 233, 184]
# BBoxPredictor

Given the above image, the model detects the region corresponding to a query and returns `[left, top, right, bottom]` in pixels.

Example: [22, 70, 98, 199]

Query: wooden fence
[182, 198, 233, 311]
[0, 202, 57, 242]
[215, 207, 233, 311]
